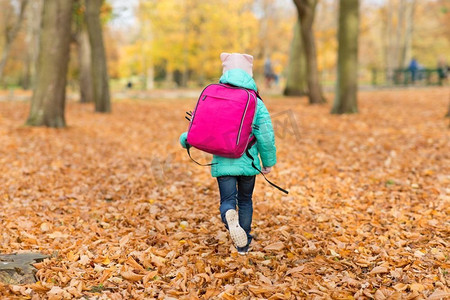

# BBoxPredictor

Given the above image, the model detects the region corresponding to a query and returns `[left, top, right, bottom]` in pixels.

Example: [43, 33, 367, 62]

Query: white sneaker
[225, 209, 248, 248]
[238, 250, 249, 255]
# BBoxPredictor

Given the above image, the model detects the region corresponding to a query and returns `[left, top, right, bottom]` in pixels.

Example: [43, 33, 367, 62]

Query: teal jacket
[179, 69, 277, 177]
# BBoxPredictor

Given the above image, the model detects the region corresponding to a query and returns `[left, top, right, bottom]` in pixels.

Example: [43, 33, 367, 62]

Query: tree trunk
[146, 66, 155, 90]
[85, 0, 111, 112]
[0, 44, 13, 87]
[446, 98, 450, 118]
[78, 27, 94, 103]
[331, 0, 359, 114]
[293, 0, 325, 104]
[383, 1, 394, 82]
[394, 0, 406, 69]
[259, 0, 271, 61]
[26, 0, 73, 128]
[22, 0, 42, 90]
[284, 20, 308, 96]
[384, 0, 416, 79]
[0, 0, 29, 85]
[164, 70, 176, 88]
[400, 0, 416, 69]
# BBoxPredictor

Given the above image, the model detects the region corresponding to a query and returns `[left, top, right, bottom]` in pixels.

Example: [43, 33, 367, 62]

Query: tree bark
[284, 20, 308, 96]
[85, 0, 111, 112]
[26, 0, 73, 128]
[293, 0, 325, 104]
[331, 0, 359, 114]
[22, 0, 42, 90]
[0, 0, 29, 85]
[78, 27, 94, 103]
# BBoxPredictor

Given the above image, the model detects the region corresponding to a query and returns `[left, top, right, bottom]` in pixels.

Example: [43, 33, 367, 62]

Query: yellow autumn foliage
[117, 0, 295, 82]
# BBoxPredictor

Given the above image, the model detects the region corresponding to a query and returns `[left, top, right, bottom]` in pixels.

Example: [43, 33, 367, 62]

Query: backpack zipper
[236, 94, 250, 145]
[217, 84, 257, 147]
[217, 84, 252, 146]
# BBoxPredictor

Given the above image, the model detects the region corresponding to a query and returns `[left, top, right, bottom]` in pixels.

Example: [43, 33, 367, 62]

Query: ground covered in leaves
[0, 88, 449, 299]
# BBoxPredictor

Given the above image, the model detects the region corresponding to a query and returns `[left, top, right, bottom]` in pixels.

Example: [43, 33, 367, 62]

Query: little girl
[179, 52, 277, 254]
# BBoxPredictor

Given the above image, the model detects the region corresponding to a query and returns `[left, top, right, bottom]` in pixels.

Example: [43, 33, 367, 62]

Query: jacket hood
[219, 69, 258, 91]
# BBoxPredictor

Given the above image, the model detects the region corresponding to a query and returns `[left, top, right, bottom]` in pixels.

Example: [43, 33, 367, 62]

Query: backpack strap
[222, 83, 262, 101]
[255, 90, 263, 101]
[186, 144, 217, 166]
[245, 144, 289, 194]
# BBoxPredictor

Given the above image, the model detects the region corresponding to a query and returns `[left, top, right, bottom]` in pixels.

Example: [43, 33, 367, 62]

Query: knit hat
[220, 52, 253, 77]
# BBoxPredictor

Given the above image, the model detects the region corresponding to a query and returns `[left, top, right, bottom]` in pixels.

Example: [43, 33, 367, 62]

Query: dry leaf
[393, 283, 409, 292]
[409, 283, 425, 293]
[427, 290, 450, 300]
[264, 241, 285, 251]
[286, 266, 305, 275]
[40, 222, 51, 232]
[126, 256, 145, 272]
[47, 286, 64, 300]
[203, 288, 220, 298]
[369, 266, 388, 274]
[120, 270, 144, 282]
[214, 271, 235, 279]
[78, 255, 90, 266]
[142, 271, 158, 285]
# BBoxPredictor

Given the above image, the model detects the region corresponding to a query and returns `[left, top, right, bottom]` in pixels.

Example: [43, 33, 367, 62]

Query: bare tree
[292, 0, 326, 104]
[0, 0, 29, 85]
[26, 0, 74, 127]
[332, 0, 359, 114]
[85, 0, 110, 112]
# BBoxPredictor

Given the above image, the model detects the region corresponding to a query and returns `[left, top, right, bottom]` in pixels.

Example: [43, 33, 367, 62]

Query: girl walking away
[179, 53, 277, 255]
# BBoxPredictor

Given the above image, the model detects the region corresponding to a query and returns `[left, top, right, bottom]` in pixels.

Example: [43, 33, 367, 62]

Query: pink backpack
[186, 84, 258, 159]
[184, 83, 289, 194]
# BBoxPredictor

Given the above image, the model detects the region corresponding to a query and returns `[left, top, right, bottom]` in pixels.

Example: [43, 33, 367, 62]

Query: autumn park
[0, 0, 449, 299]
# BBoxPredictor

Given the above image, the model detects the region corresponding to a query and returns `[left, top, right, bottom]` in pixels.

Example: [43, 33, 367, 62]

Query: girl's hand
[261, 166, 272, 174]
[179, 132, 188, 148]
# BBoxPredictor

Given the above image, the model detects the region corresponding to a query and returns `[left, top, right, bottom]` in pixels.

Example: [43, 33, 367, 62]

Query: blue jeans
[217, 175, 255, 251]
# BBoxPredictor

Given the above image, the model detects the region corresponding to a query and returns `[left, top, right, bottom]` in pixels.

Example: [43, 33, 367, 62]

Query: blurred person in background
[264, 57, 278, 88]
[437, 56, 448, 85]
[408, 57, 419, 83]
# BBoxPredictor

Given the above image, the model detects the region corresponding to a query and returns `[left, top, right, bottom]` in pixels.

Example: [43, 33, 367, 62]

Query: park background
[0, 0, 449, 299]
[1, 0, 449, 93]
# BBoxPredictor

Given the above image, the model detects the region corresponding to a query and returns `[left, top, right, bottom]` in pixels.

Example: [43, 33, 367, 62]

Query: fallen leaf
[427, 290, 450, 300]
[264, 241, 285, 251]
[214, 271, 235, 279]
[369, 266, 388, 274]
[286, 265, 305, 275]
[78, 255, 90, 266]
[142, 271, 158, 285]
[47, 286, 64, 300]
[120, 270, 144, 282]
